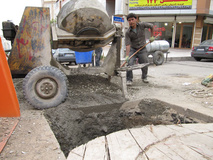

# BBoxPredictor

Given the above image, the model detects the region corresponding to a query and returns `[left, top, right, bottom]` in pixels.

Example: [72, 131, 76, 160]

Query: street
[129, 60, 213, 118]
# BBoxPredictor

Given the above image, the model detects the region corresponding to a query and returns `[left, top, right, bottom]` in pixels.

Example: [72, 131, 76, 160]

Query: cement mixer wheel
[23, 66, 68, 109]
[153, 51, 164, 65]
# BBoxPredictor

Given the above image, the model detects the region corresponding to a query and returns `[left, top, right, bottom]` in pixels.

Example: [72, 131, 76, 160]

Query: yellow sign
[130, 0, 192, 9]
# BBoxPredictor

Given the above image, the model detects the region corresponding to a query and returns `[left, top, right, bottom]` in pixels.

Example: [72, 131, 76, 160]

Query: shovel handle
[120, 34, 160, 68]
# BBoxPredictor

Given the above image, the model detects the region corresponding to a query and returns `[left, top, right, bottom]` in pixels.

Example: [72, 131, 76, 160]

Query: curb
[165, 56, 194, 62]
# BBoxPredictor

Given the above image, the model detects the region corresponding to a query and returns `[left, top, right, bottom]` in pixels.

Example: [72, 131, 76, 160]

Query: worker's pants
[95, 51, 102, 66]
[127, 48, 148, 81]
[92, 50, 102, 66]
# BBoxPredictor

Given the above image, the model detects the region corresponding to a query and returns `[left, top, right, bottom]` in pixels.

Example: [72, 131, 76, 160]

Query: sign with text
[113, 16, 124, 23]
[130, 0, 192, 10]
[113, 16, 125, 29]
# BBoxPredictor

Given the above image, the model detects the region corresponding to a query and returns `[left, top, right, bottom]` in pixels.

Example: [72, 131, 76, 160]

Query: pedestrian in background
[125, 13, 154, 85]
[93, 47, 103, 66]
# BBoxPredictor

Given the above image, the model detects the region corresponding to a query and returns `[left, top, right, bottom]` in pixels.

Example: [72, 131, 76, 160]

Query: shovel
[120, 34, 160, 68]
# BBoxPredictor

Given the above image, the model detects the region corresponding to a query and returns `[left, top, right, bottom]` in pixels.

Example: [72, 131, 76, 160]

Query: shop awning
[204, 17, 213, 24]
[176, 16, 196, 23]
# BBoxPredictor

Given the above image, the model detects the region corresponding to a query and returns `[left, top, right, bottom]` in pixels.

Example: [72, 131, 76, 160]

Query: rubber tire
[194, 57, 202, 61]
[153, 51, 164, 65]
[23, 66, 68, 109]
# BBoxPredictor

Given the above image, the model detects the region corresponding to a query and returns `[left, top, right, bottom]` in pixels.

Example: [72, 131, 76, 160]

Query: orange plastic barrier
[0, 37, 20, 117]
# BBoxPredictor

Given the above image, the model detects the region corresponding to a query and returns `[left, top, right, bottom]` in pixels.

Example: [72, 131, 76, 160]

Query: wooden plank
[181, 123, 213, 133]
[204, 132, 213, 138]
[129, 127, 158, 150]
[135, 153, 148, 160]
[166, 125, 194, 136]
[154, 142, 185, 160]
[178, 133, 213, 159]
[84, 136, 108, 160]
[130, 126, 183, 159]
[145, 146, 171, 160]
[145, 125, 176, 141]
[67, 144, 85, 160]
[106, 129, 142, 160]
[67, 124, 213, 160]
[162, 137, 206, 160]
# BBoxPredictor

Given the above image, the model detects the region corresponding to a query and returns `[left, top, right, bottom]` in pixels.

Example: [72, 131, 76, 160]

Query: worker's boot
[142, 78, 149, 83]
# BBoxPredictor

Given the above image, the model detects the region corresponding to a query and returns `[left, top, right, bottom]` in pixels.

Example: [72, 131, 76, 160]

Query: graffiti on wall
[8, 7, 51, 74]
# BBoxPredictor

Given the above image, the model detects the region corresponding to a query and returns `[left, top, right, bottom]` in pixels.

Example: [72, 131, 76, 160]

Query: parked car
[191, 39, 213, 61]
[53, 48, 76, 65]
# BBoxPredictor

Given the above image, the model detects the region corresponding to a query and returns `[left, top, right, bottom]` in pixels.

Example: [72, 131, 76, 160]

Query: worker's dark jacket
[125, 22, 153, 49]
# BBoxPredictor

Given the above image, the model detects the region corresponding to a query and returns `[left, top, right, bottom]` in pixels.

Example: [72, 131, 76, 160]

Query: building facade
[43, 0, 213, 50]
[126, 0, 213, 49]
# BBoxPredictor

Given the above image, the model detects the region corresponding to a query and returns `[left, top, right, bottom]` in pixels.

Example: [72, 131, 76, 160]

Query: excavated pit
[43, 75, 205, 157]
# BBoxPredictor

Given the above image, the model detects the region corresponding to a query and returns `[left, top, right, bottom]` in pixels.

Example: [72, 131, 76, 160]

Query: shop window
[181, 25, 193, 48]
[175, 25, 181, 48]
[175, 23, 193, 48]
[145, 22, 173, 47]
[208, 27, 212, 39]
[202, 26, 208, 42]
[202, 24, 213, 42]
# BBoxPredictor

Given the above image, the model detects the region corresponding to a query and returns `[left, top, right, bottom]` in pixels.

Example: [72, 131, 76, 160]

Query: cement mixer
[53, 0, 116, 52]
[3, 0, 123, 109]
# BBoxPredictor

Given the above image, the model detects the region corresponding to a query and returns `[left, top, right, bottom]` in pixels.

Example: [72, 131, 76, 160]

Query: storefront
[175, 23, 194, 48]
[128, 0, 213, 49]
[140, 16, 196, 49]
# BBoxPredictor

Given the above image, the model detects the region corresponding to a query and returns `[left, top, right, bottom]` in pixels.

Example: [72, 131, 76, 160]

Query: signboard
[113, 16, 125, 29]
[113, 16, 124, 23]
[129, 0, 192, 10]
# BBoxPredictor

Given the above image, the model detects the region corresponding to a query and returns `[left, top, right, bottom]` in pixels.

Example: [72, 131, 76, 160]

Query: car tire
[23, 66, 68, 109]
[194, 57, 202, 61]
[153, 51, 164, 65]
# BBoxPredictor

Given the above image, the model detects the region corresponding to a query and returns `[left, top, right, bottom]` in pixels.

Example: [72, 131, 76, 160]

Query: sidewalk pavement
[167, 48, 191, 57]
[165, 48, 194, 62]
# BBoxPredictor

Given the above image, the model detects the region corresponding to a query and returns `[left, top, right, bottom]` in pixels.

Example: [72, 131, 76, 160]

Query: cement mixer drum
[58, 0, 113, 36]
[53, 0, 116, 51]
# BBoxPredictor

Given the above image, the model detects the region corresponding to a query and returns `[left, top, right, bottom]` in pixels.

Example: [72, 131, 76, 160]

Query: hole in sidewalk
[44, 98, 207, 157]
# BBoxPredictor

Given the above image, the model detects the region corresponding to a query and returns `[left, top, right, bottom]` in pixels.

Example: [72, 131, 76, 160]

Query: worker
[125, 13, 154, 85]
[92, 47, 103, 66]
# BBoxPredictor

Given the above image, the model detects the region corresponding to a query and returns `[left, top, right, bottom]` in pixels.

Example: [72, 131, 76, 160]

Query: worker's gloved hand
[149, 36, 155, 43]
[93, 53, 96, 56]
[125, 56, 129, 62]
